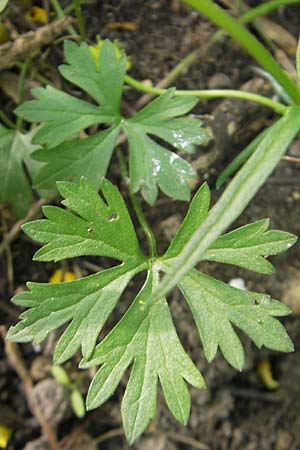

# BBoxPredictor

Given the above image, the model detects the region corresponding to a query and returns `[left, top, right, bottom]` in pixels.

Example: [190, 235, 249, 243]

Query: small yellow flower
[25, 7, 48, 24]
[49, 269, 76, 283]
[257, 359, 280, 390]
[0, 424, 12, 449]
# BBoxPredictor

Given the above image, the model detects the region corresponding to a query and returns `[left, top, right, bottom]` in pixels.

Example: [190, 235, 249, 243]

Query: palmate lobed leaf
[14, 39, 209, 204]
[8, 178, 296, 444]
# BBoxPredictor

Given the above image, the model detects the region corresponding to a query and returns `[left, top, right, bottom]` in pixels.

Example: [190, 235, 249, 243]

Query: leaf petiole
[117, 149, 157, 257]
[124, 75, 287, 115]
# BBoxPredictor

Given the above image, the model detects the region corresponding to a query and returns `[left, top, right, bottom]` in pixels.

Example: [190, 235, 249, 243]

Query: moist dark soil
[1, 1, 300, 450]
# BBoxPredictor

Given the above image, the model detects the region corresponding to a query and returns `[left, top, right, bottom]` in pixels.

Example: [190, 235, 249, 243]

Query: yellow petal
[0, 424, 12, 449]
[25, 7, 48, 24]
[257, 359, 280, 390]
[49, 269, 76, 283]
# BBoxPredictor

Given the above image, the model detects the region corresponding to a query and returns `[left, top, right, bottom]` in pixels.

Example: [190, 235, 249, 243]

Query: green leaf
[124, 89, 209, 203]
[60, 39, 126, 115]
[152, 106, 300, 303]
[164, 182, 210, 258]
[0, 0, 9, 13]
[82, 269, 205, 445]
[31, 126, 120, 191]
[0, 125, 45, 217]
[178, 269, 294, 370]
[15, 40, 125, 149]
[7, 262, 144, 364]
[15, 41, 207, 203]
[203, 219, 297, 274]
[125, 122, 196, 205]
[127, 89, 208, 153]
[22, 177, 143, 262]
[8, 177, 295, 444]
[15, 86, 115, 148]
[7, 178, 147, 364]
[128, 89, 208, 153]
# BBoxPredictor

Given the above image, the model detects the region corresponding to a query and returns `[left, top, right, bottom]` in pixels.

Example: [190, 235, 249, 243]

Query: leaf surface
[0, 126, 46, 217]
[179, 269, 293, 370]
[60, 39, 126, 114]
[125, 123, 196, 205]
[14, 41, 209, 202]
[22, 177, 142, 262]
[31, 126, 120, 191]
[164, 182, 210, 258]
[82, 270, 205, 444]
[129, 89, 208, 153]
[15, 86, 115, 148]
[7, 262, 144, 363]
[203, 219, 297, 273]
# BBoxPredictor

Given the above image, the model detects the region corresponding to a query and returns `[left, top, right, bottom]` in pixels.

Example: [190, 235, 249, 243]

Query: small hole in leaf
[107, 213, 119, 221]
[252, 298, 260, 306]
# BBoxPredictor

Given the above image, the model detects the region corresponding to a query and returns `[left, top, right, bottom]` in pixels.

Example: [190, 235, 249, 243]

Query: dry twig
[0, 17, 74, 71]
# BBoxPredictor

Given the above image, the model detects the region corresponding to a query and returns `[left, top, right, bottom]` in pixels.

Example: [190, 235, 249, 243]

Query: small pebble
[208, 73, 233, 89]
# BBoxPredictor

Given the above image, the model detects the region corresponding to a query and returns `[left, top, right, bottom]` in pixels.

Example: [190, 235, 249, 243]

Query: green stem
[0, 111, 17, 129]
[50, 0, 78, 35]
[181, 0, 300, 104]
[129, 193, 157, 258]
[73, 0, 86, 41]
[125, 75, 287, 114]
[117, 149, 157, 257]
[240, 0, 300, 24]
[16, 57, 31, 131]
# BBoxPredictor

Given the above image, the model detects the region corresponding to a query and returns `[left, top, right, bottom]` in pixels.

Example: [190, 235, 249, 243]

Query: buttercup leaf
[8, 178, 296, 444]
[14, 41, 208, 202]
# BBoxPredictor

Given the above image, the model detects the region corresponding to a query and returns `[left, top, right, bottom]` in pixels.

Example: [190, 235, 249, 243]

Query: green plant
[15, 40, 208, 205]
[7, 175, 297, 443]
[0, 126, 47, 218]
[0, 0, 8, 14]
[3, 0, 300, 445]
[52, 365, 85, 418]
